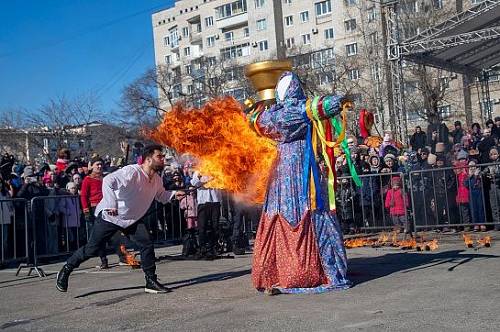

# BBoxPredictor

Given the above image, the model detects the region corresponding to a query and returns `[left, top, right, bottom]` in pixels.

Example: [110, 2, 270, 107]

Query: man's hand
[105, 208, 118, 216]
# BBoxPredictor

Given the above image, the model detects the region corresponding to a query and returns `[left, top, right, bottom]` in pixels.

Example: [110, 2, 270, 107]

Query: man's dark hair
[415, 126, 421, 130]
[142, 144, 163, 161]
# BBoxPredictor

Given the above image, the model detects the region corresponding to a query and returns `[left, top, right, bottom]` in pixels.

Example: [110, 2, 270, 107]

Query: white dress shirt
[96, 164, 172, 228]
[190, 172, 221, 205]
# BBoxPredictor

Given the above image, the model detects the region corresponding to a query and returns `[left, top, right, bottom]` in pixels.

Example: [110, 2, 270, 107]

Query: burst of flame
[477, 236, 492, 247]
[150, 97, 277, 203]
[120, 245, 140, 267]
[377, 232, 389, 244]
[344, 237, 376, 249]
[463, 233, 474, 248]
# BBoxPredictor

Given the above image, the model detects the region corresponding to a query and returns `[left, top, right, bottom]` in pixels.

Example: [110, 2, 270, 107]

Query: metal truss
[400, 26, 500, 55]
[404, 0, 500, 43]
[384, 2, 408, 142]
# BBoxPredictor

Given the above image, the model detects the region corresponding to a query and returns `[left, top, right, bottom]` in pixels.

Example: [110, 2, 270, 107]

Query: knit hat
[427, 153, 437, 165]
[454, 121, 461, 126]
[384, 154, 396, 162]
[21, 166, 34, 178]
[495, 116, 500, 122]
[66, 182, 76, 190]
[456, 150, 468, 160]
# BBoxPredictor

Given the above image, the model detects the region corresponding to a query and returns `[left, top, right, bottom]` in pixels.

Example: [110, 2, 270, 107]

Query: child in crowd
[384, 176, 409, 235]
[455, 159, 471, 230]
[337, 178, 356, 234]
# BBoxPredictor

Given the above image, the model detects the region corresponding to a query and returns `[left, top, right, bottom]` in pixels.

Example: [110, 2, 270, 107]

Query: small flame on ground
[120, 245, 140, 267]
[477, 236, 492, 247]
[150, 97, 277, 203]
[463, 233, 474, 248]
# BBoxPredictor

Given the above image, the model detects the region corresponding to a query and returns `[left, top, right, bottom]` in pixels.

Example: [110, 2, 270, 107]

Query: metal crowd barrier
[16, 195, 82, 277]
[337, 172, 409, 233]
[409, 162, 500, 232]
[0, 198, 29, 266]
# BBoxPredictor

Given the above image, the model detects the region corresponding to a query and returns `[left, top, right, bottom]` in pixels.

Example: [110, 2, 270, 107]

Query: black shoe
[145, 275, 171, 294]
[56, 264, 73, 292]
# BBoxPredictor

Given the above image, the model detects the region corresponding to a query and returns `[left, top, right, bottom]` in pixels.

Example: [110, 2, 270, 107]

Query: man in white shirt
[191, 172, 222, 259]
[56, 145, 173, 294]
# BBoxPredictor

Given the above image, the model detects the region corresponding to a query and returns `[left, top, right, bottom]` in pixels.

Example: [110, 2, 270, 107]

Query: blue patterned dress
[252, 72, 351, 294]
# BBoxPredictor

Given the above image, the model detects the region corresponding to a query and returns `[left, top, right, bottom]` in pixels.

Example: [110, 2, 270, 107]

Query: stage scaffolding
[382, 0, 500, 141]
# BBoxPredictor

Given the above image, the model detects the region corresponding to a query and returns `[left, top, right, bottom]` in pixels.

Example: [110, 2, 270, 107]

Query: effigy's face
[274, 72, 306, 104]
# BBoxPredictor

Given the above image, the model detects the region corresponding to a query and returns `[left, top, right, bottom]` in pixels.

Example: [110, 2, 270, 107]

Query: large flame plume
[150, 97, 277, 203]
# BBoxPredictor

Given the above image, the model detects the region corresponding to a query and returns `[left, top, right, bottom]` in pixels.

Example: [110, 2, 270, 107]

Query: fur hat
[427, 153, 437, 165]
[383, 154, 396, 162]
[435, 142, 446, 153]
[21, 166, 34, 178]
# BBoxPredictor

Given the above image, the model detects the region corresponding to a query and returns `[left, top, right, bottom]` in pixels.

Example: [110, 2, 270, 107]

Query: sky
[0, 0, 174, 116]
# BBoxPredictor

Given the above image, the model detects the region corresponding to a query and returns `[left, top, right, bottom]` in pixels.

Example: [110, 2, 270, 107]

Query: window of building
[207, 35, 216, 47]
[215, 0, 248, 19]
[433, 0, 443, 8]
[286, 37, 295, 48]
[344, 18, 356, 32]
[220, 43, 250, 60]
[184, 47, 191, 56]
[169, 28, 179, 48]
[205, 16, 214, 27]
[208, 56, 217, 66]
[315, 0, 332, 16]
[310, 48, 334, 68]
[285, 15, 294, 26]
[187, 85, 194, 94]
[438, 105, 451, 118]
[224, 31, 234, 42]
[185, 64, 192, 74]
[165, 55, 172, 64]
[259, 40, 268, 51]
[256, 18, 267, 31]
[182, 27, 189, 38]
[369, 32, 378, 45]
[348, 68, 360, 80]
[243, 27, 250, 37]
[324, 28, 334, 39]
[164, 36, 170, 46]
[320, 73, 334, 85]
[302, 33, 311, 45]
[344, 0, 357, 6]
[346, 42, 357, 56]
[255, 0, 265, 8]
[367, 7, 376, 21]
[299, 11, 309, 23]
[283, 0, 292, 4]
[371, 64, 380, 80]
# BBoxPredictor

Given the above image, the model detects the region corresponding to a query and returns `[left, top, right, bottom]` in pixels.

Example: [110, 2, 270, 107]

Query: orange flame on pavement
[150, 97, 277, 203]
[344, 237, 376, 248]
[477, 236, 492, 247]
[463, 233, 474, 248]
[120, 245, 140, 267]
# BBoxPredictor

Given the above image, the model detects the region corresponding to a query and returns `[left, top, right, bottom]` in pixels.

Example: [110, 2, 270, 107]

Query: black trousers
[197, 202, 221, 251]
[67, 215, 156, 276]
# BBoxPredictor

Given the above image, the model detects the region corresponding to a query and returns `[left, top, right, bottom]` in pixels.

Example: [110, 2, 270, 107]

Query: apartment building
[151, 0, 499, 134]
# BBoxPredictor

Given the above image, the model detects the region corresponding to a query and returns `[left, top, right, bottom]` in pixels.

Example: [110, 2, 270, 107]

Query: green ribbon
[332, 118, 361, 187]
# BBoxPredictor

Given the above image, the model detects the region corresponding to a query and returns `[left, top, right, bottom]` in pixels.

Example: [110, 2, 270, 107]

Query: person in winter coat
[0, 179, 14, 259]
[465, 161, 486, 231]
[410, 126, 427, 151]
[337, 178, 356, 234]
[358, 162, 381, 228]
[431, 155, 457, 231]
[484, 147, 500, 230]
[385, 176, 409, 234]
[63, 182, 81, 250]
[449, 121, 466, 145]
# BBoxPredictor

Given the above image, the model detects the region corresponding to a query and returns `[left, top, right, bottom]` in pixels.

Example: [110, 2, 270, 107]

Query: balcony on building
[215, 0, 248, 30]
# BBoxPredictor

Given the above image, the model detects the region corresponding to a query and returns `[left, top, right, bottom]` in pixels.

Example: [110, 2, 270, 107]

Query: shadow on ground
[348, 249, 499, 286]
[74, 268, 251, 299]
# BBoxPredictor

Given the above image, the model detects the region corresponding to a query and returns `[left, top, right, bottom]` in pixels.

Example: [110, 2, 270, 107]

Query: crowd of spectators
[334, 116, 500, 235]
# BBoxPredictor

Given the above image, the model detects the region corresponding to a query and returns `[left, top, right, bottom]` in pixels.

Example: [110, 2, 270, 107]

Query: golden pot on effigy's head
[244, 60, 292, 101]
